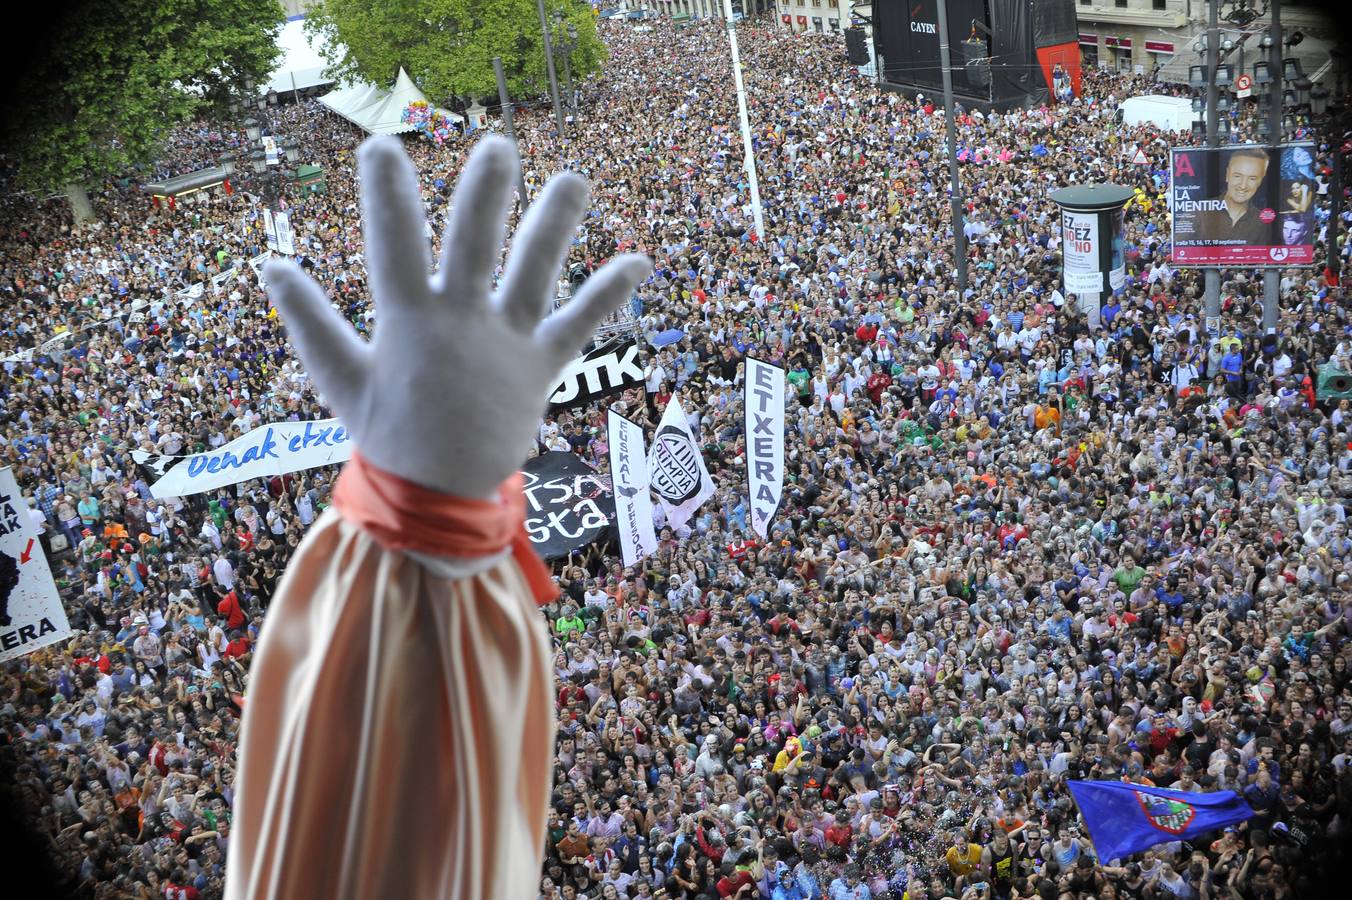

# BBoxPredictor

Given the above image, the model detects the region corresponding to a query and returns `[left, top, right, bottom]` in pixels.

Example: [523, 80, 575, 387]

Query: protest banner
[647, 397, 714, 531]
[549, 339, 644, 411]
[133, 419, 353, 498]
[744, 358, 785, 539]
[607, 411, 656, 566]
[0, 468, 72, 662]
[522, 452, 615, 559]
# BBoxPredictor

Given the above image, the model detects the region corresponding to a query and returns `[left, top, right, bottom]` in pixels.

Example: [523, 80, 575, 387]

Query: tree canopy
[304, 0, 605, 106]
[0, 0, 285, 195]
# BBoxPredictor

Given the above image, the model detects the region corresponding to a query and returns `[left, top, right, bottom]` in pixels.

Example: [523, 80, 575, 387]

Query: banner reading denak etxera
[607, 410, 657, 567]
[133, 419, 353, 498]
[744, 358, 785, 540]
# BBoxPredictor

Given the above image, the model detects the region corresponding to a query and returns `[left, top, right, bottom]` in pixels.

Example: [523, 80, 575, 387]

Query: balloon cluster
[401, 100, 457, 145]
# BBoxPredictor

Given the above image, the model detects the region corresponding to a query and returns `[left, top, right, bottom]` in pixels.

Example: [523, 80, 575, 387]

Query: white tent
[319, 67, 463, 135]
[263, 18, 337, 97]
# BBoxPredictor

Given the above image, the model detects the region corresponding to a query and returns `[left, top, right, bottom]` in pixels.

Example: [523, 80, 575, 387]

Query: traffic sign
[1235, 73, 1253, 98]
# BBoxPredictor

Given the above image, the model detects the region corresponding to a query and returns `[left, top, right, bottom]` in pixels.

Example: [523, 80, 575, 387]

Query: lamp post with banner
[232, 76, 302, 255]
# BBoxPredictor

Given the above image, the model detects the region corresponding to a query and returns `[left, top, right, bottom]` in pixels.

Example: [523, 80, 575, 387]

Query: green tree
[0, 0, 285, 220]
[304, 0, 604, 107]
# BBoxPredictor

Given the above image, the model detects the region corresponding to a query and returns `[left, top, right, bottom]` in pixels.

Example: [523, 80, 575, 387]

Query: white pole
[721, 0, 766, 240]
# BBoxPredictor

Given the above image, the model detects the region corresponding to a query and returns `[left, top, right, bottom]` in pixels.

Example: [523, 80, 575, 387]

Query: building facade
[1075, 0, 1336, 85]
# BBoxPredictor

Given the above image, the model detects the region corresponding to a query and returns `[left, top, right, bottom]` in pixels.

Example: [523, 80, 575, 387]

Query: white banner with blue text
[132, 419, 353, 498]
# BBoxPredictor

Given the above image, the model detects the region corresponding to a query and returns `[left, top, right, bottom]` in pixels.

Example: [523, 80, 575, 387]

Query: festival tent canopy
[261, 18, 337, 96]
[319, 68, 463, 135]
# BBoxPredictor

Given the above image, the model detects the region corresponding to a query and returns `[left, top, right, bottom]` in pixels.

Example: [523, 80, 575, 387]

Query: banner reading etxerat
[607, 411, 657, 567]
[744, 358, 785, 539]
[133, 418, 353, 498]
[0, 468, 72, 662]
[1170, 143, 1317, 267]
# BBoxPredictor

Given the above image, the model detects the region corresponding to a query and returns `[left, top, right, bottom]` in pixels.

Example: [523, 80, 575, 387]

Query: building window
[828, 0, 838, 7]
[1114, 0, 1127, 6]
[1152, 0, 1166, 7]
[811, 0, 820, 7]
[1080, 0, 1089, 4]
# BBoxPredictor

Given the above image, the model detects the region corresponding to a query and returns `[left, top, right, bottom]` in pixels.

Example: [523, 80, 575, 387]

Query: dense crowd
[0, 13, 1349, 900]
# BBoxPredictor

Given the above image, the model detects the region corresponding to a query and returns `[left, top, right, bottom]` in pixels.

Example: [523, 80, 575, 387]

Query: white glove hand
[264, 134, 652, 499]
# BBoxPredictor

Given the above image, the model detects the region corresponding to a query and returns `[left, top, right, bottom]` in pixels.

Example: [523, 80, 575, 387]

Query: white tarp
[262, 18, 338, 96]
[133, 419, 353, 498]
[0, 468, 72, 662]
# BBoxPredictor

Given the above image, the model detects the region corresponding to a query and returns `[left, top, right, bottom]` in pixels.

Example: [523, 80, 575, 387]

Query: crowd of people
[0, 13, 1349, 900]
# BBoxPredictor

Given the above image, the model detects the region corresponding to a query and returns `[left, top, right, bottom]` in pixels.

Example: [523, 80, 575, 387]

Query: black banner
[522, 452, 616, 560]
[548, 338, 644, 412]
[875, 0, 987, 92]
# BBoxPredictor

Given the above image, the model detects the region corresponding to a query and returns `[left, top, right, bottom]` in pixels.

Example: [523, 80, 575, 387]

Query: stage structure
[873, 0, 1080, 110]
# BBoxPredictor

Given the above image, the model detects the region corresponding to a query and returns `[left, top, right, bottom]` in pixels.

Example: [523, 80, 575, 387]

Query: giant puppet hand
[263, 134, 652, 500]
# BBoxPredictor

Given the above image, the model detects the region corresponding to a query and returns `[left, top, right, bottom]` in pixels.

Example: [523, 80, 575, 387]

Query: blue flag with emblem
[1067, 780, 1255, 863]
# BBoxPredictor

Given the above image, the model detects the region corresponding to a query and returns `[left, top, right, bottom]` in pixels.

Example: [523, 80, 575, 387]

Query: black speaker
[845, 27, 869, 65]
[962, 37, 990, 88]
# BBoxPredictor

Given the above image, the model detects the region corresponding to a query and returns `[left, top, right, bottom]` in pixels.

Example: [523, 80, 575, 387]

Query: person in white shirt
[212, 555, 235, 592]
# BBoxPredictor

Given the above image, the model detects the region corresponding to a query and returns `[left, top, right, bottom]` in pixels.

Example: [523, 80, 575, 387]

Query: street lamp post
[536, 0, 567, 141]
[936, 0, 968, 295]
[1262, 0, 1282, 334]
[1203, 1, 1221, 323]
[564, 23, 578, 114]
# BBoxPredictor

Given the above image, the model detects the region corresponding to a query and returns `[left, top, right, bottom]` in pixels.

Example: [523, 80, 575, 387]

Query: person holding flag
[1067, 780, 1256, 865]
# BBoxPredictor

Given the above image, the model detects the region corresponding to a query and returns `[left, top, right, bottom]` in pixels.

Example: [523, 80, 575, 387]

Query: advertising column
[1049, 185, 1136, 330]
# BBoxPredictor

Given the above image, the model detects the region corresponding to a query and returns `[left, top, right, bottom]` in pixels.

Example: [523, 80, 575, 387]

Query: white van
[1116, 95, 1196, 134]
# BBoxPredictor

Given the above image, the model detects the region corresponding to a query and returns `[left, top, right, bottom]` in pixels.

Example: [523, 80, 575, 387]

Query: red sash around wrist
[332, 451, 556, 606]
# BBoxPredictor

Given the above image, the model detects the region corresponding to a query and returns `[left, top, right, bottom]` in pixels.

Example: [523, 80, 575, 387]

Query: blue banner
[1067, 780, 1255, 863]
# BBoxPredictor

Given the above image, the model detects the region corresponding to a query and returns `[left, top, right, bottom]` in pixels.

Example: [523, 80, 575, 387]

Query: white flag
[744, 358, 786, 539]
[607, 411, 657, 567]
[646, 396, 715, 532]
[274, 211, 296, 256]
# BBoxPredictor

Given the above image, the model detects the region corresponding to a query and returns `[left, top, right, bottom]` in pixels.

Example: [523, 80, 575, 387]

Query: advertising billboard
[1170, 143, 1317, 267]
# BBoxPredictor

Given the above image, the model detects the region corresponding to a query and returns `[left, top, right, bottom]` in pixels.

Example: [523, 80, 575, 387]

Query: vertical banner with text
[607, 411, 657, 567]
[262, 208, 279, 252]
[744, 358, 786, 539]
[274, 211, 296, 256]
[0, 468, 72, 662]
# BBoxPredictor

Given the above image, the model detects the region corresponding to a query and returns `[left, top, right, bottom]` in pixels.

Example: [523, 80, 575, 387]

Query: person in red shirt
[866, 368, 893, 405]
[216, 588, 247, 631]
[824, 810, 853, 849]
[225, 631, 252, 660]
[855, 322, 878, 343]
[716, 860, 755, 898]
[164, 871, 200, 900]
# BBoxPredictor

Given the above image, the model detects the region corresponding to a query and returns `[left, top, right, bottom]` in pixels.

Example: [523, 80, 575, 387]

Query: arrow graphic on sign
[19, 538, 33, 564]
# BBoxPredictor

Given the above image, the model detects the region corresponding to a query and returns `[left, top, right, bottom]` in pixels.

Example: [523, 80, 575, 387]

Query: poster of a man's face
[1222, 150, 1267, 211]
[1281, 216, 1309, 246]
[1170, 143, 1317, 266]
